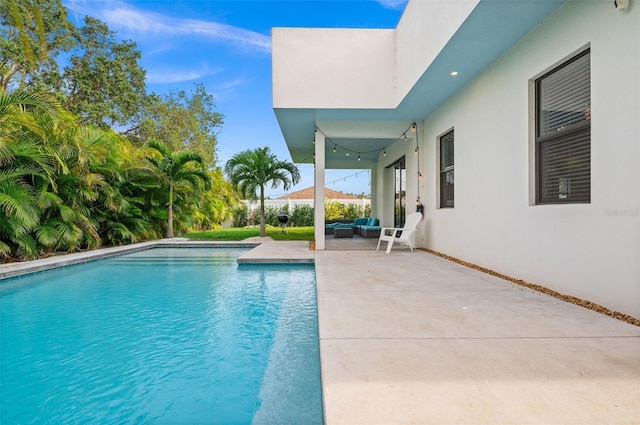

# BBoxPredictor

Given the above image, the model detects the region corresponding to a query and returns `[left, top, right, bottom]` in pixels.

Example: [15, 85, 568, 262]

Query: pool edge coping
[0, 240, 263, 280]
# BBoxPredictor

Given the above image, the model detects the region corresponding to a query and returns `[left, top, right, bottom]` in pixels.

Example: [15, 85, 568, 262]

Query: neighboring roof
[276, 187, 360, 200]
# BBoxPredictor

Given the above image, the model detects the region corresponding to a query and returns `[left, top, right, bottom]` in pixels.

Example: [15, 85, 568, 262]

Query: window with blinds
[536, 49, 590, 204]
[440, 129, 454, 208]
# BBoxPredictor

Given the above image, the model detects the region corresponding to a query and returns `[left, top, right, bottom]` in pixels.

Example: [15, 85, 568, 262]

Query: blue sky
[67, 0, 407, 198]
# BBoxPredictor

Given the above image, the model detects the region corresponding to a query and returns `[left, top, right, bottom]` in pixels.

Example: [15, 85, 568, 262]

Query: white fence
[242, 198, 370, 212]
[219, 198, 371, 228]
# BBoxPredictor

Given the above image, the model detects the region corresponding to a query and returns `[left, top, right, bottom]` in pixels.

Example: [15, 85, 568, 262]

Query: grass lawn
[182, 226, 315, 241]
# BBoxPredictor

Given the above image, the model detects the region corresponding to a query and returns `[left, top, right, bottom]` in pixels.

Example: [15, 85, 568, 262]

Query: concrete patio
[2, 239, 639, 424]
[314, 248, 640, 424]
[212, 238, 640, 423]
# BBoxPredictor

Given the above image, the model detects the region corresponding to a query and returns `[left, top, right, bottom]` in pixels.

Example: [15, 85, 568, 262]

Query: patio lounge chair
[376, 212, 422, 253]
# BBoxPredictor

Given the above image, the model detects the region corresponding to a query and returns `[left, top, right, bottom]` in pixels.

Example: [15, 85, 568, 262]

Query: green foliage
[0, 4, 250, 260]
[231, 205, 249, 228]
[264, 205, 288, 227]
[324, 200, 368, 220]
[290, 204, 314, 227]
[0, 90, 234, 261]
[131, 84, 223, 167]
[144, 140, 210, 238]
[63, 16, 146, 128]
[184, 226, 314, 241]
[324, 200, 342, 220]
[343, 203, 364, 220]
[0, 0, 73, 92]
[224, 147, 300, 237]
[227, 202, 367, 229]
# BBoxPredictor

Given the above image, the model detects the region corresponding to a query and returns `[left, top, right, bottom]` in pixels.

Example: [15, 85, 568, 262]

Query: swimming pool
[0, 247, 323, 424]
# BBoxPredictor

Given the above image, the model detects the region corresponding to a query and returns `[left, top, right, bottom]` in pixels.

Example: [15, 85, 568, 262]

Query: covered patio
[272, 0, 568, 250]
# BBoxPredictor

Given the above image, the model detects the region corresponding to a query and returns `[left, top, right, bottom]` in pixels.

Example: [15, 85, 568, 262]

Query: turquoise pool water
[0, 248, 323, 424]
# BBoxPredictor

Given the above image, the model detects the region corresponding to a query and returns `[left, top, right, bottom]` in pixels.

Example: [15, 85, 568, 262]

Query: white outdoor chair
[376, 212, 422, 254]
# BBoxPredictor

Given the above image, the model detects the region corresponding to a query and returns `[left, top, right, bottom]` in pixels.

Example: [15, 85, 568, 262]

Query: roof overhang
[272, 0, 566, 167]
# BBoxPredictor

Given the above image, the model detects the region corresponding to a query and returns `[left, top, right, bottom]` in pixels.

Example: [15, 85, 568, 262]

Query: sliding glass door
[393, 157, 406, 228]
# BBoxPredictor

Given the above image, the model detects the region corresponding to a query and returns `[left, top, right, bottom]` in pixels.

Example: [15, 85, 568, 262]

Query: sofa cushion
[353, 217, 369, 226]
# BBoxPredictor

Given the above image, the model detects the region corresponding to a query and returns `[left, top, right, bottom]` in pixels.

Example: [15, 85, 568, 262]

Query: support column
[314, 130, 326, 250]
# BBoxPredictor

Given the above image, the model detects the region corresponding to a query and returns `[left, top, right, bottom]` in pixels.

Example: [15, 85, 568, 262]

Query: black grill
[277, 214, 289, 233]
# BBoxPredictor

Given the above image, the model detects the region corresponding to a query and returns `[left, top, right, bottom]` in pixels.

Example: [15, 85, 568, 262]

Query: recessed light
[450, 71, 458, 76]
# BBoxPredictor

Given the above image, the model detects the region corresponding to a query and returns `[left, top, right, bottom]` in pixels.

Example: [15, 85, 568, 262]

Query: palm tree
[145, 140, 210, 238]
[0, 90, 60, 258]
[224, 147, 300, 237]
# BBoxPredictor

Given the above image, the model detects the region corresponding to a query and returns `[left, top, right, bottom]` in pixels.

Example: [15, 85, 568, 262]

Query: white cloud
[68, 1, 271, 53]
[375, 0, 408, 10]
[221, 77, 250, 90]
[146, 64, 223, 84]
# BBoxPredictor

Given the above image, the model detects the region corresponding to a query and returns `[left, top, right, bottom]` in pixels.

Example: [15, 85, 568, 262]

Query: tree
[224, 147, 300, 237]
[188, 168, 239, 231]
[0, 89, 61, 258]
[145, 140, 210, 238]
[63, 16, 146, 129]
[1, 4, 147, 129]
[129, 83, 223, 167]
[0, 0, 73, 92]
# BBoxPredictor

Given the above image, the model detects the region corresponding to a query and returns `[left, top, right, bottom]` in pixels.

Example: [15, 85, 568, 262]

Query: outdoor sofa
[325, 218, 381, 238]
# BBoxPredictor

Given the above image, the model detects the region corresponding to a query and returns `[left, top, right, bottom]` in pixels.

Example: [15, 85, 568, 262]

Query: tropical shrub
[231, 205, 249, 228]
[290, 204, 314, 227]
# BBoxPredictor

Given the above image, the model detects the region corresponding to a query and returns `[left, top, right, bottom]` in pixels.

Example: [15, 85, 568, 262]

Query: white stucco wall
[272, 28, 395, 109]
[417, 1, 639, 317]
[272, 1, 478, 109]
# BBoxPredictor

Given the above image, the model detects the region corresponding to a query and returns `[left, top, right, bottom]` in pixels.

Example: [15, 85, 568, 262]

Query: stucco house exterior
[272, 0, 639, 318]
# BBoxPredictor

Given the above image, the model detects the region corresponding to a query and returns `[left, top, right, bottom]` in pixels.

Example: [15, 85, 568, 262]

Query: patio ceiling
[316, 120, 415, 168]
[273, 0, 566, 168]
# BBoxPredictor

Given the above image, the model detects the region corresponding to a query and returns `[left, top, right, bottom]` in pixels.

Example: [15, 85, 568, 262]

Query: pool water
[0, 248, 323, 424]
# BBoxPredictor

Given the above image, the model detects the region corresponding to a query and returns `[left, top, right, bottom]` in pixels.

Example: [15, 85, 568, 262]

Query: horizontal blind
[539, 125, 590, 203]
[441, 170, 455, 208]
[538, 52, 590, 137]
[536, 50, 591, 204]
[440, 130, 454, 208]
[440, 130, 454, 171]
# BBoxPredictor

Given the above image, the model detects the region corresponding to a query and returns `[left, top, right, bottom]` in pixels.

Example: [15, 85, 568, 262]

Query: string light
[315, 122, 416, 160]
[307, 123, 422, 206]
